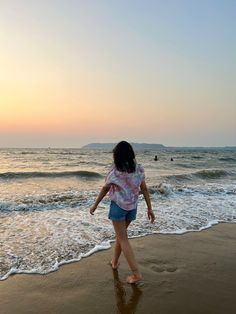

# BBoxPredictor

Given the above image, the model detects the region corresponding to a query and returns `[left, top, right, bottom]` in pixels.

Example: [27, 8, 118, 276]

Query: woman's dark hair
[113, 141, 136, 173]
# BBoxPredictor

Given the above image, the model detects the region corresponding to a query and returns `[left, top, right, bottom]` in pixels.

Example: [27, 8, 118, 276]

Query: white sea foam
[1, 190, 235, 281]
[1, 148, 236, 280]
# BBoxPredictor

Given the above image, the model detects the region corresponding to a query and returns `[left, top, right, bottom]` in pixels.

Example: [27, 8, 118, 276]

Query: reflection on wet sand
[112, 269, 143, 313]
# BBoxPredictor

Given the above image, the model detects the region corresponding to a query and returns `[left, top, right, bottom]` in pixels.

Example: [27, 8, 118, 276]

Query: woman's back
[106, 164, 145, 210]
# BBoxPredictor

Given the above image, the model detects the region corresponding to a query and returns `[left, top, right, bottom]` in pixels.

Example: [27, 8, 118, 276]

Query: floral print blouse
[105, 164, 145, 210]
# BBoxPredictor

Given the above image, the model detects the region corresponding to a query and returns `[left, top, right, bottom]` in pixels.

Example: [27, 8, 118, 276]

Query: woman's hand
[89, 185, 110, 216]
[89, 204, 97, 215]
[147, 209, 155, 223]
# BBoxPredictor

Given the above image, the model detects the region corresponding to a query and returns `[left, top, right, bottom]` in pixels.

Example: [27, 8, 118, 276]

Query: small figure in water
[170, 157, 174, 161]
[154, 155, 158, 161]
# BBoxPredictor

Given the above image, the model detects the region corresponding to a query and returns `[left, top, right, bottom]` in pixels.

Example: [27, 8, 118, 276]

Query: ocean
[0, 147, 235, 280]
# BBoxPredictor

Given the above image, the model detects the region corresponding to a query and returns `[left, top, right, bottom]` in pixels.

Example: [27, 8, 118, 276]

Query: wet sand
[1, 223, 236, 314]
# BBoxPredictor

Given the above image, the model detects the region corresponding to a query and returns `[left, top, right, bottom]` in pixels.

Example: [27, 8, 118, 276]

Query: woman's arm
[89, 184, 111, 215]
[140, 180, 155, 223]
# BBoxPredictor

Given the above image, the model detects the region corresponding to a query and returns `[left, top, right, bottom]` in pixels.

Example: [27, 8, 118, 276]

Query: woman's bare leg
[112, 220, 142, 283]
[111, 220, 131, 269]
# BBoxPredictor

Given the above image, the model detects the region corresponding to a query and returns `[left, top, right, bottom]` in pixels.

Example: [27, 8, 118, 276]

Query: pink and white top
[105, 164, 145, 211]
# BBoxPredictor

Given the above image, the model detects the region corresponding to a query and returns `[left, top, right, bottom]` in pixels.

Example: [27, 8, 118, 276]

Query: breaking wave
[194, 169, 230, 179]
[164, 169, 233, 182]
[0, 170, 103, 180]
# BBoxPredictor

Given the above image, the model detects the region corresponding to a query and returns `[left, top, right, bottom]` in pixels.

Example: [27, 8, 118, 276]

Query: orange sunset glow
[0, 1, 235, 147]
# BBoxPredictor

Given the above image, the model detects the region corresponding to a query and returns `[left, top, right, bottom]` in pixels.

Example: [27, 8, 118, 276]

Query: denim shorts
[108, 201, 137, 221]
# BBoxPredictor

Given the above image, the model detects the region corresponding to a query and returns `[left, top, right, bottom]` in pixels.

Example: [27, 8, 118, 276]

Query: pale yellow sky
[0, 1, 235, 147]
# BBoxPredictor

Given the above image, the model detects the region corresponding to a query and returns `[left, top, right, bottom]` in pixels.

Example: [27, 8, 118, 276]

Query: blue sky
[0, 0, 235, 147]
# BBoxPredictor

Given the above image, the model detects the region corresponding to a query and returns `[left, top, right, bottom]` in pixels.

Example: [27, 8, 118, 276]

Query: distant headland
[81, 143, 165, 150]
[81, 143, 236, 151]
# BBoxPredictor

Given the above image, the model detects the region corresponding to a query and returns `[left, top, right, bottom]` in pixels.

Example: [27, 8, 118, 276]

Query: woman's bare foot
[126, 273, 142, 284]
[109, 260, 119, 270]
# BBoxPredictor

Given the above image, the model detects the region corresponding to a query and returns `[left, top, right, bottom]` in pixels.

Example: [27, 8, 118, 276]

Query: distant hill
[81, 143, 236, 151]
[81, 143, 166, 150]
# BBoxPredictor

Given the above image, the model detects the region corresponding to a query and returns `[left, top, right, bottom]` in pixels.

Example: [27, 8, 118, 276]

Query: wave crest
[194, 169, 229, 179]
[0, 170, 103, 180]
[163, 169, 233, 182]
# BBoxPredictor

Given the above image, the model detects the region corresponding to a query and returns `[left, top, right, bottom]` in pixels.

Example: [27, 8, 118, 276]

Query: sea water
[0, 147, 235, 280]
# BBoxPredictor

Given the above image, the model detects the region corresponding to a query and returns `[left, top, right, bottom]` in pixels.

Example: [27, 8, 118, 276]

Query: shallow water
[0, 147, 235, 280]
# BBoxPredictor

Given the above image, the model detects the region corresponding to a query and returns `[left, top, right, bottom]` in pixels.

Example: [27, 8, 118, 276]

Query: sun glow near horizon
[0, 1, 235, 147]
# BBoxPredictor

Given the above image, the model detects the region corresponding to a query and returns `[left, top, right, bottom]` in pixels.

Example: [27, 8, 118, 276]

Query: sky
[0, 0, 235, 147]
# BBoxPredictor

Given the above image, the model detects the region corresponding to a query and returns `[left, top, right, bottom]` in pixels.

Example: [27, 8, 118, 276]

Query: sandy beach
[1, 223, 235, 314]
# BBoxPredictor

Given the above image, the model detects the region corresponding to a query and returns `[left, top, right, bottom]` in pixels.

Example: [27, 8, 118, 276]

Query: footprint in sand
[150, 265, 165, 272]
[166, 266, 178, 272]
[150, 264, 178, 273]
[140, 259, 179, 273]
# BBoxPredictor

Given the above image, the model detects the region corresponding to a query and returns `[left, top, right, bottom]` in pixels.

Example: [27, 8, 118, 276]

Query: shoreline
[1, 223, 236, 313]
[1, 220, 229, 282]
